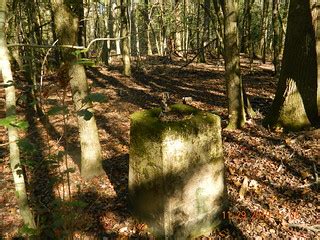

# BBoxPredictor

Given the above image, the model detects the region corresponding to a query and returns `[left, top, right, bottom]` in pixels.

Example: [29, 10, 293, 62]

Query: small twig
[297, 180, 320, 188]
[7, 36, 129, 52]
[40, 39, 59, 106]
[0, 141, 17, 147]
[313, 163, 318, 183]
[288, 223, 320, 233]
[179, 39, 216, 69]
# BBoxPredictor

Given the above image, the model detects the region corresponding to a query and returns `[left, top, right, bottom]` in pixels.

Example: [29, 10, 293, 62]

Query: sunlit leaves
[0, 116, 29, 130]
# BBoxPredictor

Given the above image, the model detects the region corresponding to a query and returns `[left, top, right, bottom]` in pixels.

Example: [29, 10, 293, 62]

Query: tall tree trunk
[120, 0, 132, 76]
[196, 0, 205, 62]
[264, 0, 319, 130]
[130, 1, 139, 56]
[0, 0, 36, 229]
[272, 0, 281, 76]
[222, 0, 246, 129]
[259, 0, 269, 63]
[52, 0, 103, 179]
[174, 0, 182, 52]
[74, 0, 85, 47]
[311, 0, 320, 115]
[247, 0, 254, 71]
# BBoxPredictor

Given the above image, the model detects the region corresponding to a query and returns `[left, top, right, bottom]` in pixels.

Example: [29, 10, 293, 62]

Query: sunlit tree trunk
[0, 0, 36, 229]
[264, 0, 319, 130]
[141, 0, 153, 55]
[52, 0, 103, 179]
[120, 0, 132, 76]
[213, 0, 224, 58]
[222, 0, 246, 129]
[259, 0, 269, 63]
[173, 0, 181, 53]
[131, 1, 139, 56]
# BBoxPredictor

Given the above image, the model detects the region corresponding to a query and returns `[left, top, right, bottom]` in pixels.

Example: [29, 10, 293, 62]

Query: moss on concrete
[129, 104, 226, 239]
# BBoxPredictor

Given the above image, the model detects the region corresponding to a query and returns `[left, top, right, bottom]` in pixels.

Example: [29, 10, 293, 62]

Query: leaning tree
[0, 0, 36, 229]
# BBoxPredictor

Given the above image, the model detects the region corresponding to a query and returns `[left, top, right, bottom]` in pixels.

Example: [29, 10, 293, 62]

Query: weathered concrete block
[129, 104, 226, 239]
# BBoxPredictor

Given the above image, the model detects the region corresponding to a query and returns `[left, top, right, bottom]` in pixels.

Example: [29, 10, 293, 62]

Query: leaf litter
[0, 56, 319, 239]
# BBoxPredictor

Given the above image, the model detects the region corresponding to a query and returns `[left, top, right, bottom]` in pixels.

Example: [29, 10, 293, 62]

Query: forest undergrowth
[0, 56, 319, 239]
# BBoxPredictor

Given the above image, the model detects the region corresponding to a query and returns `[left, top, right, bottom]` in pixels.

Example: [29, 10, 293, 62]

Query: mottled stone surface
[129, 104, 226, 239]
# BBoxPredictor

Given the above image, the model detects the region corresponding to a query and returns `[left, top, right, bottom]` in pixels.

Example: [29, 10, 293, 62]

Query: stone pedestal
[129, 104, 226, 239]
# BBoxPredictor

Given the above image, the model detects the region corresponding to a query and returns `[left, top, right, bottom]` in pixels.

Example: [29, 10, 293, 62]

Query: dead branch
[7, 36, 129, 52]
[288, 223, 320, 233]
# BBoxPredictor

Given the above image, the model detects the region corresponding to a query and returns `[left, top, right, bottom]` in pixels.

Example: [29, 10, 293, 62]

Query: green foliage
[63, 168, 76, 174]
[19, 224, 38, 237]
[76, 58, 96, 67]
[72, 49, 95, 66]
[65, 200, 88, 208]
[82, 93, 107, 103]
[18, 138, 37, 155]
[77, 109, 93, 121]
[47, 105, 69, 116]
[0, 116, 15, 127]
[0, 116, 29, 129]
[72, 49, 87, 57]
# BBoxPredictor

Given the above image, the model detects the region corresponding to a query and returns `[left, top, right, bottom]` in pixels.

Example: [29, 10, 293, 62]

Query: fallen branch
[297, 180, 320, 188]
[298, 163, 319, 188]
[288, 223, 320, 233]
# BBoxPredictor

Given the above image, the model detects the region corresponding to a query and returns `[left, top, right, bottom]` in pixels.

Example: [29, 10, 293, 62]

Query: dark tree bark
[312, 0, 320, 116]
[272, 0, 281, 76]
[264, 0, 319, 130]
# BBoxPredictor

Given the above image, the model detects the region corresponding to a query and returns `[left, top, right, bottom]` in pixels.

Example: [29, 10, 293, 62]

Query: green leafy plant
[82, 93, 107, 103]
[0, 116, 29, 129]
[77, 109, 93, 121]
[47, 105, 69, 116]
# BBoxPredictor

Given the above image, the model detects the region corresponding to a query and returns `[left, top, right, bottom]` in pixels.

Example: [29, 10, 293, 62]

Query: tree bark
[120, 0, 132, 76]
[312, 0, 320, 115]
[52, 0, 103, 179]
[272, 0, 281, 76]
[222, 0, 246, 129]
[264, 0, 319, 130]
[259, 0, 269, 63]
[0, 0, 36, 229]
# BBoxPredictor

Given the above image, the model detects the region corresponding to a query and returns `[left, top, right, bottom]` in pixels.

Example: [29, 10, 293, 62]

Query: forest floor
[0, 55, 319, 239]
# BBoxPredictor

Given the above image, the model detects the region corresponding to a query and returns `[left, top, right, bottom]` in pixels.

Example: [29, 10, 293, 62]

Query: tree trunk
[312, 0, 320, 115]
[120, 0, 132, 76]
[264, 0, 319, 130]
[259, 0, 269, 63]
[222, 0, 246, 129]
[272, 0, 281, 76]
[52, 0, 103, 179]
[0, 0, 36, 229]
[173, 0, 182, 52]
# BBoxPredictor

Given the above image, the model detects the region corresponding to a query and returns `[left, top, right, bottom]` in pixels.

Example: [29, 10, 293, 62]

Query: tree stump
[129, 104, 227, 239]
